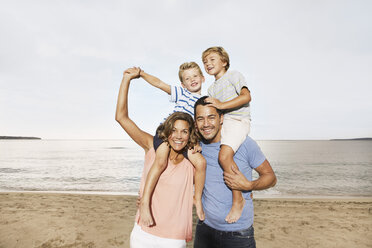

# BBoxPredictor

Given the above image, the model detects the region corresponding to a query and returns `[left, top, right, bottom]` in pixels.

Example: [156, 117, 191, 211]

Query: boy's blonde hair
[202, 46, 230, 71]
[178, 62, 204, 82]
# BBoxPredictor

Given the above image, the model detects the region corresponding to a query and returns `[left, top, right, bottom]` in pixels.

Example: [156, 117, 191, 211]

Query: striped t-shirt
[208, 70, 250, 120]
[169, 86, 201, 118]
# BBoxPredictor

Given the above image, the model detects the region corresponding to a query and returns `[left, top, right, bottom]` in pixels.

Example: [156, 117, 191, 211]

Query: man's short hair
[202, 46, 230, 71]
[194, 96, 223, 117]
[178, 62, 204, 83]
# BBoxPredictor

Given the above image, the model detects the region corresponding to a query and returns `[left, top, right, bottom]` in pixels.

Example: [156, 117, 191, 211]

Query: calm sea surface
[0, 139, 371, 197]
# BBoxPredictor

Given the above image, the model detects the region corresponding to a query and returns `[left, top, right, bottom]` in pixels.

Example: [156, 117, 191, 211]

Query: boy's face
[203, 52, 227, 79]
[181, 68, 204, 94]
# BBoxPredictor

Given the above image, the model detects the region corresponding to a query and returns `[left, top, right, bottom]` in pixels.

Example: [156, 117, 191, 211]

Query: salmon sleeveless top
[135, 148, 194, 242]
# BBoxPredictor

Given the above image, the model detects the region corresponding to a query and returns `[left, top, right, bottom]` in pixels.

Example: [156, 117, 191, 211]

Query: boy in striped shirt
[202, 47, 252, 224]
[135, 62, 206, 227]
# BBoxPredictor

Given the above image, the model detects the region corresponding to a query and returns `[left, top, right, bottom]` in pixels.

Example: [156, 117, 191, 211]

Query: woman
[115, 68, 197, 248]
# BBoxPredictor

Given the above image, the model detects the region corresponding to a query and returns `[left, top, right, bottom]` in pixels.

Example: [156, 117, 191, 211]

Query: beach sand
[0, 193, 371, 248]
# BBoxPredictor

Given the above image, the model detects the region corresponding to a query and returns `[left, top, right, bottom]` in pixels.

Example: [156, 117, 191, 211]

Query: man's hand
[223, 166, 253, 191]
[205, 97, 223, 110]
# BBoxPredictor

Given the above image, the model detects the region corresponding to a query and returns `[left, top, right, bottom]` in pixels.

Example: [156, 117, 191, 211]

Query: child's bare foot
[194, 197, 205, 221]
[225, 198, 245, 223]
[139, 204, 154, 227]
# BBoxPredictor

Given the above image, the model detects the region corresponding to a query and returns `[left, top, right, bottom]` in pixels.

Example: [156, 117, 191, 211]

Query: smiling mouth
[202, 128, 213, 134]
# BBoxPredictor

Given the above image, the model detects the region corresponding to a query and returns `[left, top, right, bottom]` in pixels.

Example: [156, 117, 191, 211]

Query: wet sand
[0, 192, 371, 248]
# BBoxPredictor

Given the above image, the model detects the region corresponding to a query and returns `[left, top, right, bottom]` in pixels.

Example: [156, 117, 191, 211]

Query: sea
[0, 139, 371, 198]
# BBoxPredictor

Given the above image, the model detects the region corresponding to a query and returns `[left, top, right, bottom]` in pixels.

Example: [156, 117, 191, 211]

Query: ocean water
[0, 139, 371, 198]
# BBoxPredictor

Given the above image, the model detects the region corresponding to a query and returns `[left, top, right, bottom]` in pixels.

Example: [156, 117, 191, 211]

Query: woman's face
[167, 120, 190, 152]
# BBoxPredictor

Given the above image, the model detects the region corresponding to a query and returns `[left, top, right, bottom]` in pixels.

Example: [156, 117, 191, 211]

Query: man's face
[195, 104, 223, 143]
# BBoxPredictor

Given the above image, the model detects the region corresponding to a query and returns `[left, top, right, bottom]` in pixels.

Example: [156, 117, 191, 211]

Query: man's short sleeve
[241, 137, 266, 169]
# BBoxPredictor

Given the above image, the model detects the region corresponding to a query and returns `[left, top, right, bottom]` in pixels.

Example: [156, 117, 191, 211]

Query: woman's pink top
[135, 148, 194, 242]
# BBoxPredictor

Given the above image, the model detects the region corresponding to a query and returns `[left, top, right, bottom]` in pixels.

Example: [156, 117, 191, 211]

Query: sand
[0, 193, 371, 248]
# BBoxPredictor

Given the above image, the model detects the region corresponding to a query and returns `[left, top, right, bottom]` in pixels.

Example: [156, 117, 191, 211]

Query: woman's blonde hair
[157, 112, 198, 149]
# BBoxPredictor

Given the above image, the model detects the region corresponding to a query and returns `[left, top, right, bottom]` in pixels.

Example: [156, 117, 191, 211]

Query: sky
[0, 0, 371, 140]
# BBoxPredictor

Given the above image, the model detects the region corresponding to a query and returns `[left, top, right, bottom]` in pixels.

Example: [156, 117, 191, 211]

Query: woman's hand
[123, 67, 141, 81]
[136, 191, 141, 208]
[190, 143, 202, 154]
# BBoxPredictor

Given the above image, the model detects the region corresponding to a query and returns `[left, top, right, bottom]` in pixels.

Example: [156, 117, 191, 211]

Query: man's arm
[139, 69, 171, 95]
[223, 160, 277, 191]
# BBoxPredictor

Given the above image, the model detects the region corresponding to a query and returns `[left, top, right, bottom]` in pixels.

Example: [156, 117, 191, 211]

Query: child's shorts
[221, 116, 251, 152]
[153, 128, 189, 159]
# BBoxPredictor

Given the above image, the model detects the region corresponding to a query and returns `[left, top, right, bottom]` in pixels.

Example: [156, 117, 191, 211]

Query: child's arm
[139, 69, 171, 95]
[140, 142, 170, 226]
[187, 151, 206, 221]
[207, 87, 251, 110]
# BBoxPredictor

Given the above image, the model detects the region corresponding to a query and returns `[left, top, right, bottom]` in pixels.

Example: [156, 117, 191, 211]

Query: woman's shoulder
[181, 157, 195, 173]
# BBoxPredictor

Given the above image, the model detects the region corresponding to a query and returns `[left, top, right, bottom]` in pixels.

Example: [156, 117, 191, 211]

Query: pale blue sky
[1, 0, 371, 139]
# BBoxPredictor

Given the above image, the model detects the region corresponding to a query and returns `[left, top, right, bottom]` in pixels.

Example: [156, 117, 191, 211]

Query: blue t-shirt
[201, 136, 266, 231]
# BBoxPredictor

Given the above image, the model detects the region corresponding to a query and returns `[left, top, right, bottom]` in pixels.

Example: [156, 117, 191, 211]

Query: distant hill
[330, 137, 372, 141]
[0, 136, 41, 140]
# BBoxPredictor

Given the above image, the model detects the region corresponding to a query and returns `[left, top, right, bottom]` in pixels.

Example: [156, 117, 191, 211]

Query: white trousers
[130, 223, 186, 248]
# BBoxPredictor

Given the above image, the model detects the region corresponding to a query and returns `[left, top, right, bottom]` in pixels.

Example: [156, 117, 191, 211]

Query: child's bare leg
[219, 145, 245, 223]
[140, 142, 170, 226]
[188, 150, 206, 221]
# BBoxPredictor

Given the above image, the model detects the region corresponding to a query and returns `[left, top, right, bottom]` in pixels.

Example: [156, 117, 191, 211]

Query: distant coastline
[330, 138, 372, 141]
[0, 136, 41, 140]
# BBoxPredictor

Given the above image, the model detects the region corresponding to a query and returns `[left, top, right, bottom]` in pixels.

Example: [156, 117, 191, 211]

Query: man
[193, 96, 277, 248]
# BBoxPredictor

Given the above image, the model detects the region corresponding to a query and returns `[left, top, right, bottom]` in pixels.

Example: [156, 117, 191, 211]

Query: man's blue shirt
[201, 136, 266, 231]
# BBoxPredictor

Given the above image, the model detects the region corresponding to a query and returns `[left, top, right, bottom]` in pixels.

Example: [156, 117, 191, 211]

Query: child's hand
[123, 67, 141, 80]
[132, 67, 142, 78]
[206, 97, 223, 109]
[190, 143, 202, 154]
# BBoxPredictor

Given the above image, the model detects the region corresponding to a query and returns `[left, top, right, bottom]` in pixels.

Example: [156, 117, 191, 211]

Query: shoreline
[1, 190, 371, 200]
[1, 192, 372, 248]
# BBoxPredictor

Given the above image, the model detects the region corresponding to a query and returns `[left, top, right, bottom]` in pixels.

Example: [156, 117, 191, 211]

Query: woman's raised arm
[115, 68, 153, 152]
